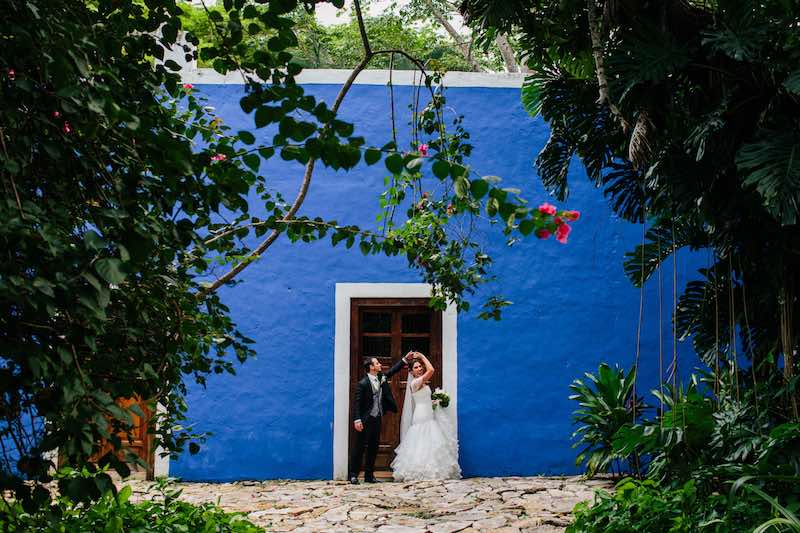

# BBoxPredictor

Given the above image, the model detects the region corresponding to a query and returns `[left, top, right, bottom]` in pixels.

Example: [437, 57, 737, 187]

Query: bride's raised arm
[415, 352, 435, 382]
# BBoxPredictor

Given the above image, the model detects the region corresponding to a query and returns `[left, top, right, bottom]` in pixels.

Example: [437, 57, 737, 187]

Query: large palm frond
[623, 216, 709, 287]
[736, 130, 800, 226]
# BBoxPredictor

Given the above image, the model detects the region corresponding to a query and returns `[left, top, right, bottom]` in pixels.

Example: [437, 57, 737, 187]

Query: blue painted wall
[170, 82, 705, 481]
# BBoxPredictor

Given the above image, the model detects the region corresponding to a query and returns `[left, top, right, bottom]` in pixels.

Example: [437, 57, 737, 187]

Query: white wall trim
[182, 68, 524, 88]
[333, 283, 458, 480]
[153, 402, 170, 478]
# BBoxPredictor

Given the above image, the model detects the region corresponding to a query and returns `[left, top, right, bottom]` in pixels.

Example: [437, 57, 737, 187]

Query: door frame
[333, 283, 458, 480]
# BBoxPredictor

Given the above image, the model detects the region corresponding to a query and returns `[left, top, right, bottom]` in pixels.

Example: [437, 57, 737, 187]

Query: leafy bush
[567, 477, 773, 533]
[0, 473, 262, 532]
[570, 363, 645, 476]
[612, 377, 716, 482]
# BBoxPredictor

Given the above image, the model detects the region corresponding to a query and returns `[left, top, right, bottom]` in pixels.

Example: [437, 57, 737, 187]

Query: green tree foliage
[179, 4, 489, 71]
[460, 0, 800, 389]
[459, 0, 800, 528]
[0, 0, 576, 515]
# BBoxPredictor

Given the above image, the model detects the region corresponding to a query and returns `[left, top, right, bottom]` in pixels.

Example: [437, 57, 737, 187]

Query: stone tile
[124, 476, 610, 533]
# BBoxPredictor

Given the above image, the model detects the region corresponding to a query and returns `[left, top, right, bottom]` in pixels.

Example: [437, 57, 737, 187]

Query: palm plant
[459, 1, 800, 414]
[570, 363, 645, 476]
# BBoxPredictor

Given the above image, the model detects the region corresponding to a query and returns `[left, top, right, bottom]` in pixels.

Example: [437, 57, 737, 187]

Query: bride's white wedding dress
[391, 377, 461, 481]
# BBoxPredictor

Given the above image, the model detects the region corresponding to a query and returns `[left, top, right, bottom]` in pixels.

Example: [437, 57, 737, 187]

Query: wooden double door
[349, 298, 442, 472]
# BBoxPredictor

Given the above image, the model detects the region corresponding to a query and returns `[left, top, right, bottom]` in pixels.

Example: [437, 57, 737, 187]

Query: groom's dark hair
[363, 356, 377, 373]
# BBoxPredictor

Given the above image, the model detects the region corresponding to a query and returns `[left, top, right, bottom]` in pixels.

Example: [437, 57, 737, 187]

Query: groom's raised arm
[385, 352, 413, 379]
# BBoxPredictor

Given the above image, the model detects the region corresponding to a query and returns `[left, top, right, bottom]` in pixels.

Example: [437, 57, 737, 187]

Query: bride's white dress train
[391, 378, 461, 481]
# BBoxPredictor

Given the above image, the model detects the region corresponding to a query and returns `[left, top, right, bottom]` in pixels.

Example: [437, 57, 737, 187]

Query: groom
[349, 351, 415, 484]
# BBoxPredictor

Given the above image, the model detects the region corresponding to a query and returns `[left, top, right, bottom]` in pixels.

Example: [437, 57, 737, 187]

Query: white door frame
[332, 283, 458, 480]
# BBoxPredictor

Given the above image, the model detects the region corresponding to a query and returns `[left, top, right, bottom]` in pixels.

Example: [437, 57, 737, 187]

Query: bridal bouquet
[431, 389, 451, 410]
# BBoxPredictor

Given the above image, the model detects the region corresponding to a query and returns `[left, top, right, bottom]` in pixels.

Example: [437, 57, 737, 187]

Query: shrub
[567, 477, 771, 533]
[0, 474, 262, 532]
[569, 363, 645, 476]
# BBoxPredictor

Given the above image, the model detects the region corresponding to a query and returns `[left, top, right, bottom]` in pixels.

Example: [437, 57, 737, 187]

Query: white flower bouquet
[431, 388, 451, 410]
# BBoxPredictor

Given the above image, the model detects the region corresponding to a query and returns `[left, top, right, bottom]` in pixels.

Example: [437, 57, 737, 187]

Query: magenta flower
[538, 202, 557, 216]
[7, 69, 15, 81]
[52, 111, 61, 118]
[183, 83, 193, 90]
[556, 223, 572, 244]
[535, 228, 551, 239]
[210, 153, 227, 162]
[418, 143, 429, 156]
[62, 121, 72, 134]
[564, 210, 581, 221]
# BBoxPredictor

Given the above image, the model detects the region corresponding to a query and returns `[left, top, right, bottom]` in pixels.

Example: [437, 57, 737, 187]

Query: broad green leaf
[470, 179, 489, 200]
[364, 148, 381, 165]
[385, 153, 403, 174]
[95, 258, 126, 284]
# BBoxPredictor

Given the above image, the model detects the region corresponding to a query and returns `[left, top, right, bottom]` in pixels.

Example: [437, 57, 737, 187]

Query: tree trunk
[494, 33, 519, 73]
[423, 0, 486, 72]
[586, 0, 629, 130]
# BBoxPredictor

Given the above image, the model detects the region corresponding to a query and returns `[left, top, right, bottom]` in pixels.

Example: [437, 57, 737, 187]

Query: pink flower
[556, 223, 572, 244]
[418, 143, 429, 156]
[554, 216, 563, 226]
[211, 153, 227, 162]
[564, 210, 581, 221]
[7, 69, 15, 81]
[52, 111, 61, 118]
[538, 202, 557, 216]
[62, 121, 72, 134]
[535, 228, 551, 239]
[182, 83, 193, 90]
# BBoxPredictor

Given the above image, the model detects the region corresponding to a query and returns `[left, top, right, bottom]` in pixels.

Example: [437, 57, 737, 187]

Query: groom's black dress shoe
[349, 476, 359, 485]
[364, 477, 378, 483]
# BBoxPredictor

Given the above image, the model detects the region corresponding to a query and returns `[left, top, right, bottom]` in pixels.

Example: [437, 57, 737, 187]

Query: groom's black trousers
[349, 414, 381, 479]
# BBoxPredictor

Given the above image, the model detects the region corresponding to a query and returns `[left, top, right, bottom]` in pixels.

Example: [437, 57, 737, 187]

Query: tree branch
[422, 0, 486, 72]
[586, 0, 629, 131]
[198, 0, 377, 298]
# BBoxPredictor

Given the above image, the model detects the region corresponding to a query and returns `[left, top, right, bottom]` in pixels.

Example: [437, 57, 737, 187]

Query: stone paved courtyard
[125, 476, 612, 532]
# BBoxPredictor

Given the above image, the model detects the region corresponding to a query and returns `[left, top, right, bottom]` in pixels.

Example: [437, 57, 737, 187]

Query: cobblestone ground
[125, 476, 612, 532]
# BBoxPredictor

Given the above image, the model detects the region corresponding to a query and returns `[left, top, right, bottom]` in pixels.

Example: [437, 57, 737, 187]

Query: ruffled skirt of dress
[391, 409, 461, 481]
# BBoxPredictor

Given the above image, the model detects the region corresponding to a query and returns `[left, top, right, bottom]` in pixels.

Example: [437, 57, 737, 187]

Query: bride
[391, 351, 461, 481]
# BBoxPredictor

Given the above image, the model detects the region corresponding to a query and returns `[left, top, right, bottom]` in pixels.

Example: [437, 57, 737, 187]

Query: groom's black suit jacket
[353, 358, 409, 422]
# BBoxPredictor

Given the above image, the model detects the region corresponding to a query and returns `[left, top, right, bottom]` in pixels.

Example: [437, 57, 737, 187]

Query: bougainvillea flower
[556, 223, 572, 244]
[62, 121, 72, 134]
[52, 111, 61, 118]
[211, 153, 227, 162]
[554, 216, 563, 225]
[418, 143, 429, 156]
[182, 83, 193, 90]
[538, 202, 557, 216]
[564, 210, 581, 221]
[535, 228, 551, 239]
[7, 69, 15, 81]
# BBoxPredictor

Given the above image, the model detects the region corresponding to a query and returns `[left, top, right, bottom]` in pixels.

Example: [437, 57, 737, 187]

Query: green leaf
[95, 258, 126, 285]
[470, 179, 489, 200]
[385, 153, 403, 174]
[454, 177, 470, 199]
[243, 154, 260, 172]
[519, 219, 536, 236]
[364, 148, 381, 165]
[406, 157, 425, 170]
[238, 131, 255, 145]
[432, 160, 450, 179]
[84, 230, 106, 251]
